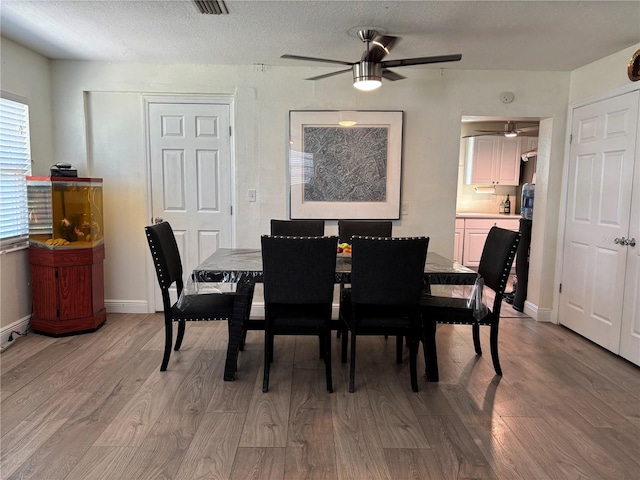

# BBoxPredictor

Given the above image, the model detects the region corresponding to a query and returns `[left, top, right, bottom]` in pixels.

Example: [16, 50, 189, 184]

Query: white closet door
[147, 100, 233, 312]
[559, 90, 639, 354]
[619, 102, 640, 365]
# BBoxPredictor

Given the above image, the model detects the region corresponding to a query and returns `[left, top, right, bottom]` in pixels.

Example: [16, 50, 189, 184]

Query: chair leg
[341, 327, 348, 363]
[324, 329, 333, 393]
[239, 327, 247, 351]
[396, 335, 403, 363]
[174, 320, 186, 351]
[269, 334, 275, 363]
[489, 323, 502, 376]
[409, 336, 419, 392]
[472, 323, 482, 355]
[349, 330, 357, 393]
[263, 331, 271, 392]
[160, 316, 173, 371]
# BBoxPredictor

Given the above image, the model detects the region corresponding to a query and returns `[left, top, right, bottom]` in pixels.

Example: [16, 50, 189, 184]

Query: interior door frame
[143, 94, 236, 313]
[552, 82, 640, 325]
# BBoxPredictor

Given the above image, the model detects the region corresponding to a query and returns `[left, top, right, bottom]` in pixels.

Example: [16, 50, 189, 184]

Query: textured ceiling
[1, 1, 639, 72]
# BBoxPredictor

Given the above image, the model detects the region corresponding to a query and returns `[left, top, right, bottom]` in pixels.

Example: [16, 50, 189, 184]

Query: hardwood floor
[1, 310, 639, 479]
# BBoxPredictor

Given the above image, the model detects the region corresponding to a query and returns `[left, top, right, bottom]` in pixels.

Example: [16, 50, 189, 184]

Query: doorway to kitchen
[455, 116, 541, 314]
[456, 116, 540, 221]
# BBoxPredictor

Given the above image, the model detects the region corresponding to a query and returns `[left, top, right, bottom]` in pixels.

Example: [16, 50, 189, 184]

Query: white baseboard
[1, 315, 31, 350]
[105, 300, 149, 314]
[523, 301, 553, 322]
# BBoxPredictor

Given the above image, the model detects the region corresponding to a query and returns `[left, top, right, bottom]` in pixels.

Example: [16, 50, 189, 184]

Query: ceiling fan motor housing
[353, 61, 382, 83]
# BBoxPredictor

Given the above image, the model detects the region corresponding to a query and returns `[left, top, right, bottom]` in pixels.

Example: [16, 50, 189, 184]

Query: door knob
[154, 217, 164, 224]
[614, 237, 626, 245]
[626, 237, 636, 247]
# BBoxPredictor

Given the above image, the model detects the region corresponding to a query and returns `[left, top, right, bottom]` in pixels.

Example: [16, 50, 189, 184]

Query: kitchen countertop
[456, 212, 521, 219]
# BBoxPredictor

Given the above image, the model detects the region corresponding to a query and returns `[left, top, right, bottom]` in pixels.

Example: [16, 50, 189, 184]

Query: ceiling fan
[281, 29, 462, 91]
[464, 121, 539, 138]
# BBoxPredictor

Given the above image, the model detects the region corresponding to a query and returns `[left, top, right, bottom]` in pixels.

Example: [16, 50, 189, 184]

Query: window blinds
[0, 95, 32, 250]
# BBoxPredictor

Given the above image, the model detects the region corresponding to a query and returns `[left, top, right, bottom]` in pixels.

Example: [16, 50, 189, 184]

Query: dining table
[192, 248, 477, 381]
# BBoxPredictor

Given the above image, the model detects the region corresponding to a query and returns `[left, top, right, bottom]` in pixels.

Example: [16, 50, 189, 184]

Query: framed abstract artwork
[289, 110, 403, 219]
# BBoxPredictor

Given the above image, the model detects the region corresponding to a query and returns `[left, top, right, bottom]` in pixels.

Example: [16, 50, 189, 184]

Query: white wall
[0, 38, 53, 334]
[570, 43, 640, 104]
[44, 61, 571, 314]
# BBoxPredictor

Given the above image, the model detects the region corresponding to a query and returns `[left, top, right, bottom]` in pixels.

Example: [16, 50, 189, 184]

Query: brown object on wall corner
[629, 49, 640, 82]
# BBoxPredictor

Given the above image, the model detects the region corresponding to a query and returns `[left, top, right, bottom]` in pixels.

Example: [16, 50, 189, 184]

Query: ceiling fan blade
[306, 68, 352, 81]
[280, 54, 353, 66]
[381, 69, 406, 81]
[463, 133, 501, 138]
[382, 54, 462, 68]
[516, 126, 539, 133]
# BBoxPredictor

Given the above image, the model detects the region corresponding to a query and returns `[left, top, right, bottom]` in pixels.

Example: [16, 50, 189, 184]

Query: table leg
[423, 319, 439, 382]
[223, 278, 255, 381]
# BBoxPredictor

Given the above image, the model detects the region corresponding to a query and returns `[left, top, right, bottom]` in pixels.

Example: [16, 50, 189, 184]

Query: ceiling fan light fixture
[353, 62, 382, 91]
[504, 131, 518, 137]
[354, 79, 382, 91]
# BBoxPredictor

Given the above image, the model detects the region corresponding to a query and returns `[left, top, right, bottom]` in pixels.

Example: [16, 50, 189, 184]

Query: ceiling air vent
[193, 0, 228, 14]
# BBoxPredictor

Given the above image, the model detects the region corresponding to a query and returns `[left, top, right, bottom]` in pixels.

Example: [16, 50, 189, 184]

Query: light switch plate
[247, 189, 256, 202]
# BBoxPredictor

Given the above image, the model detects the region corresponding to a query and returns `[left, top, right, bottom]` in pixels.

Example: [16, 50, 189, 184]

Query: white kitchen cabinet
[459, 217, 520, 268]
[464, 136, 522, 186]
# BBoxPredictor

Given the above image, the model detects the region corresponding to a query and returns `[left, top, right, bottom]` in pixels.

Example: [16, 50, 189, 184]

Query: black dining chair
[270, 219, 325, 236]
[337, 220, 394, 345]
[145, 221, 239, 371]
[337, 220, 392, 244]
[340, 236, 429, 392]
[421, 226, 520, 381]
[269, 218, 338, 358]
[261, 235, 338, 392]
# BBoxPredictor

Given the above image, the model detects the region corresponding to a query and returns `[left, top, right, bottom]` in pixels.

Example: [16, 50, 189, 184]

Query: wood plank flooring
[1, 310, 639, 479]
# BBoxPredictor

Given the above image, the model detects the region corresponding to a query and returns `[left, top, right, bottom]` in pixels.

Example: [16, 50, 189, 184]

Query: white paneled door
[560, 90, 639, 359]
[619, 109, 640, 365]
[148, 100, 233, 311]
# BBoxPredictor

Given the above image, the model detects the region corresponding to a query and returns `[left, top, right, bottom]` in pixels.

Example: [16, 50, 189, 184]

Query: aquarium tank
[27, 177, 104, 249]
